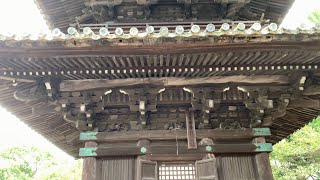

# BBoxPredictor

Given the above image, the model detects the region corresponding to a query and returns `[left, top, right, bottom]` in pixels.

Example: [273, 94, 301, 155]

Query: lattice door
[158, 163, 196, 180]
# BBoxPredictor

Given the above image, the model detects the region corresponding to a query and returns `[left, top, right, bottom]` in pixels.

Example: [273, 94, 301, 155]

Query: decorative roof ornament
[175, 26, 184, 35]
[115, 27, 124, 36]
[191, 25, 201, 33]
[220, 23, 230, 31]
[234, 23, 246, 31]
[245, 22, 261, 34]
[299, 23, 308, 31]
[83, 27, 93, 35]
[250, 23, 262, 31]
[52, 28, 62, 37]
[206, 23, 215, 32]
[268, 23, 278, 31]
[129, 27, 139, 36]
[1, 22, 319, 41]
[146, 26, 155, 34]
[159, 27, 169, 36]
[99, 27, 109, 36]
[67, 27, 78, 35]
[261, 23, 278, 34]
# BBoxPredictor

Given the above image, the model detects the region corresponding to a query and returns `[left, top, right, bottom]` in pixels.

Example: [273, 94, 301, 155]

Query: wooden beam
[253, 137, 274, 180]
[303, 85, 320, 96]
[79, 143, 272, 157]
[147, 154, 205, 161]
[79, 128, 271, 142]
[59, 76, 290, 92]
[288, 98, 320, 108]
[186, 111, 197, 149]
[82, 141, 98, 180]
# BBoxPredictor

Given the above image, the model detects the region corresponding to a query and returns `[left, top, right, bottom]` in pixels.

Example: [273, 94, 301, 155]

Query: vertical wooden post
[253, 137, 274, 180]
[186, 111, 197, 149]
[136, 139, 150, 180]
[82, 141, 98, 180]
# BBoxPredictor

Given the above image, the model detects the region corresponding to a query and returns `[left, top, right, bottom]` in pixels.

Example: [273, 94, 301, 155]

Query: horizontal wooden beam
[147, 154, 205, 161]
[79, 128, 271, 142]
[288, 98, 320, 108]
[79, 143, 272, 157]
[60, 76, 289, 92]
[1, 41, 319, 58]
[303, 85, 320, 96]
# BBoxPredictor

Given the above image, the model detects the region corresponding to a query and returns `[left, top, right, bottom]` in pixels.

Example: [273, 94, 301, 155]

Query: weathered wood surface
[79, 128, 271, 142]
[186, 111, 197, 149]
[59, 76, 290, 91]
[147, 154, 205, 161]
[255, 153, 274, 180]
[79, 143, 272, 157]
[82, 141, 97, 180]
[253, 137, 274, 180]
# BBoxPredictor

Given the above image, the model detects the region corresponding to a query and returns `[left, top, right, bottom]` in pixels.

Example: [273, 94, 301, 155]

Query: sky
[0, 0, 319, 161]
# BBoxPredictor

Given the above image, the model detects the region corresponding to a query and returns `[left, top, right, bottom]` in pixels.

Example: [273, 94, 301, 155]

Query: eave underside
[0, 37, 320, 157]
[35, 0, 294, 31]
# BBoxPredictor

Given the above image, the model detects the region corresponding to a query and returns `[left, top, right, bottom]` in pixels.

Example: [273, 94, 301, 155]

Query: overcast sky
[0, 0, 319, 161]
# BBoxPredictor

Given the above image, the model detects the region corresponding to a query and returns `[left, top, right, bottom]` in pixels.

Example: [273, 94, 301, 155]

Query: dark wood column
[82, 141, 98, 180]
[253, 137, 274, 180]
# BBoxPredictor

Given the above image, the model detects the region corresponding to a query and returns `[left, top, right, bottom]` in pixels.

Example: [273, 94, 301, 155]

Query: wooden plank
[255, 153, 275, 180]
[253, 137, 274, 180]
[147, 154, 205, 161]
[79, 143, 272, 157]
[288, 98, 320, 108]
[138, 160, 157, 180]
[79, 128, 271, 142]
[196, 158, 218, 180]
[82, 141, 98, 180]
[59, 76, 290, 92]
[186, 111, 197, 149]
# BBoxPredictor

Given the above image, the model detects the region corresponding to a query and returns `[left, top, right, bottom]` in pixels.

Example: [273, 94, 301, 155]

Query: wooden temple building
[1, 0, 320, 179]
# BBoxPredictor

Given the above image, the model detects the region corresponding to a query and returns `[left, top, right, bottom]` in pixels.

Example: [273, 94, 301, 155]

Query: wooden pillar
[136, 139, 150, 180]
[82, 141, 98, 180]
[253, 137, 274, 180]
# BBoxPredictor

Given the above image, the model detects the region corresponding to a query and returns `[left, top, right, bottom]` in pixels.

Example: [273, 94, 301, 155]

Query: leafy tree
[271, 117, 320, 180]
[0, 146, 55, 180]
[40, 159, 82, 180]
[308, 9, 320, 24]
[0, 146, 82, 180]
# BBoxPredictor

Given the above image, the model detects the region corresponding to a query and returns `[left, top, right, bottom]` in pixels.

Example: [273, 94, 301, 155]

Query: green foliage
[271, 117, 320, 180]
[308, 9, 320, 24]
[0, 146, 82, 180]
[0, 146, 55, 180]
[40, 159, 82, 180]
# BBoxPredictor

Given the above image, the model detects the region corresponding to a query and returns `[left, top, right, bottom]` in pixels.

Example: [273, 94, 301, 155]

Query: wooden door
[196, 158, 218, 180]
[138, 159, 158, 180]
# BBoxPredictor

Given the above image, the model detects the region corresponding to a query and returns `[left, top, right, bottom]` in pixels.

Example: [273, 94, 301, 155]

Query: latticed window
[158, 163, 196, 180]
